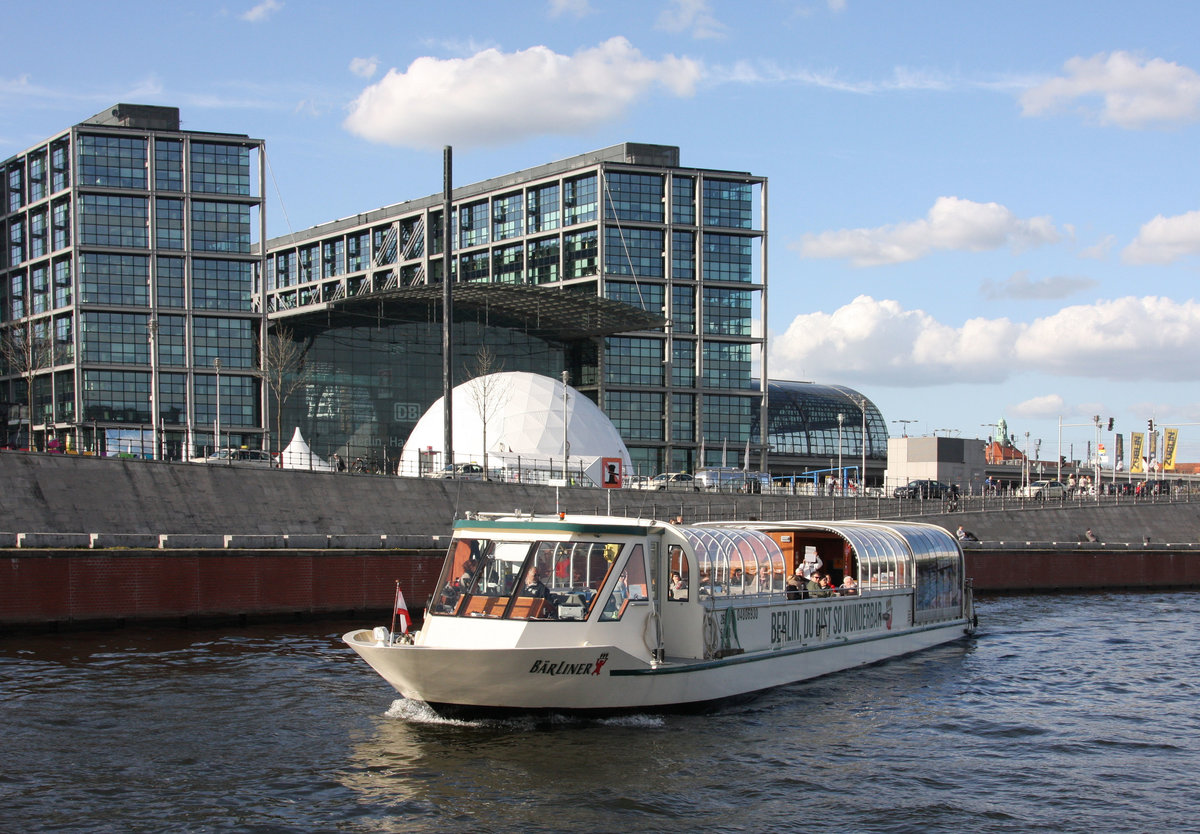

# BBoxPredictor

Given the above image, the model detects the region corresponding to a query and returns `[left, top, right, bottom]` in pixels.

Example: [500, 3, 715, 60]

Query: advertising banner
[1115, 433, 1124, 471]
[1130, 432, 1144, 474]
[1163, 428, 1179, 471]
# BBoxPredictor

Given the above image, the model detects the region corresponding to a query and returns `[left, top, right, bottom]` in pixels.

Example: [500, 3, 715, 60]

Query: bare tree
[464, 346, 509, 477]
[0, 320, 53, 450]
[262, 326, 311, 455]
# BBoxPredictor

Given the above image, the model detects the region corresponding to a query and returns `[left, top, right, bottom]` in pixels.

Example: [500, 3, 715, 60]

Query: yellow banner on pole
[1163, 428, 1179, 471]
[1130, 432, 1144, 474]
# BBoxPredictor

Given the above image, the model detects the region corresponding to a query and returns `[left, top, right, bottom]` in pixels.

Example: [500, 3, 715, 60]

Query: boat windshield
[430, 536, 624, 621]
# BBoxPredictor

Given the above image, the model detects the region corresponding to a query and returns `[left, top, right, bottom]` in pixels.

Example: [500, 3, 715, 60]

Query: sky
[3, 0, 1199, 466]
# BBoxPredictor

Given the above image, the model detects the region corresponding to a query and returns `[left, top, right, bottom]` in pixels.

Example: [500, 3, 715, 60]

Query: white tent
[400, 372, 632, 484]
[280, 427, 336, 471]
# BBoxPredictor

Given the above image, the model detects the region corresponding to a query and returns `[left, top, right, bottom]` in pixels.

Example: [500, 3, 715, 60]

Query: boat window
[667, 545, 691, 601]
[598, 544, 647, 621]
[681, 527, 785, 601]
[430, 537, 626, 621]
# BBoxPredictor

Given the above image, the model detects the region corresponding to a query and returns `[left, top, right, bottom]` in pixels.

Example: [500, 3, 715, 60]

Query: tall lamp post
[892, 419, 917, 437]
[213, 357, 222, 454]
[858, 396, 867, 493]
[561, 370, 570, 481]
[147, 317, 159, 460]
[837, 412, 844, 495]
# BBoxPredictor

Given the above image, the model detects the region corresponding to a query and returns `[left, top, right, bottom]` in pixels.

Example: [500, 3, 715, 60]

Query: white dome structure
[400, 372, 632, 485]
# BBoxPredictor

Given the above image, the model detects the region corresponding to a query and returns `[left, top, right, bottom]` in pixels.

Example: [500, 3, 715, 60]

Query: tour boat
[344, 513, 977, 716]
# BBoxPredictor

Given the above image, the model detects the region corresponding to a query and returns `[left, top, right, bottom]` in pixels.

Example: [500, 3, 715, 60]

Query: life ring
[702, 611, 720, 658]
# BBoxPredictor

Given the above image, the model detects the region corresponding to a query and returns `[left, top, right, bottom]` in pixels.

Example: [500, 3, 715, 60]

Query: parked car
[892, 479, 951, 499]
[428, 462, 487, 480]
[191, 448, 276, 468]
[636, 472, 701, 491]
[696, 468, 771, 493]
[1017, 480, 1067, 499]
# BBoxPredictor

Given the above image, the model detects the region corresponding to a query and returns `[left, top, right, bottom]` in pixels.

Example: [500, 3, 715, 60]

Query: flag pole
[390, 579, 399, 636]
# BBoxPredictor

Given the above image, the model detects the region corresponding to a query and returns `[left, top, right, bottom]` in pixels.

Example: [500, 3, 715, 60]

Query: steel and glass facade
[262, 144, 767, 475]
[0, 104, 265, 457]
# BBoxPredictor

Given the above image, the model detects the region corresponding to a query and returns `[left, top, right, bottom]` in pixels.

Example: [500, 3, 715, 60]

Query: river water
[2, 592, 1197, 834]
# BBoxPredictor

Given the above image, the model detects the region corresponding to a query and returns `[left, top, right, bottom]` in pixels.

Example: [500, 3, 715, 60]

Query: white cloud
[241, 0, 283, 23]
[1009, 394, 1066, 420]
[1079, 234, 1116, 260]
[769, 294, 1200, 386]
[349, 56, 379, 79]
[980, 269, 1097, 300]
[343, 38, 702, 149]
[1020, 51, 1200, 128]
[795, 197, 1062, 266]
[657, 0, 727, 39]
[1122, 209, 1200, 264]
[548, 0, 592, 17]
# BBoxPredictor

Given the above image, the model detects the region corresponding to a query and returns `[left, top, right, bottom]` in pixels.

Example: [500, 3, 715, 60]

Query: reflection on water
[3, 594, 1200, 833]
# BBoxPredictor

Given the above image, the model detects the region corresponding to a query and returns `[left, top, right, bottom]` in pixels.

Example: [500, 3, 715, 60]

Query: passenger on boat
[522, 566, 555, 617]
[669, 571, 684, 596]
[808, 573, 834, 598]
[840, 575, 858, 594]
[800, 550, 823, 579]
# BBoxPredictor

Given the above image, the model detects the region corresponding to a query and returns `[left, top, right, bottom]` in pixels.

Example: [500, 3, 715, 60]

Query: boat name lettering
[734, 608, 758, 621]
[770, 599, 891, 645]
[528, 651, 610, 677]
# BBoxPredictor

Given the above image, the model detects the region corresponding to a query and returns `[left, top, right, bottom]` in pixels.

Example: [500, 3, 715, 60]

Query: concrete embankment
[2, 452, 1198, 630]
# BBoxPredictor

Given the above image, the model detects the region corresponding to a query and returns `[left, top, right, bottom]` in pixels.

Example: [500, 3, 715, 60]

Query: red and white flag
[391, 583, 411, 634]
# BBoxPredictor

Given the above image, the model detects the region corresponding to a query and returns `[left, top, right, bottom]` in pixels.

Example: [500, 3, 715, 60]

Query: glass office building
[262, 144, 767, 476]
[0, 104, 265, 457]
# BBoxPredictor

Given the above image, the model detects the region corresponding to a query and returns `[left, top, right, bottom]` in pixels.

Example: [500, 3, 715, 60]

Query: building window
[50, 140, 70, 194]
[702, 234, 753, 283]
[155, 198, 184, 250]
[156, 256, 185, 308]
[78, 135, 147, 189]
[53, 315, 74, 365]
[527, 183, 559, 234]
[80, 194, 149, 249]
[195, 372, 259, 426]
[81, 311, 150, 364]
[702, 341, 753, 389]
[82, 370, 151, 423]
[156, 315, 187, 367]
[671, 393, 696, 443]
[9, 271, 25, 319]
[459, 250, 489, 283]
[492, 243, 523, 284]
[9, 217, 25, 265]
[604, 227, 663, 278]
[51, 199, 71, 251]
[298, 245, 316, 283]
[347, 232, 368, 273]
[373, 224, 399, 265]
[28, 151, 47, 203]
[492, 192, 523, 241]
[158, 372, 187, 424]
[459, 201, 489, 249]
[53, 258, 72, 308]
[191, 201, 250, 253]
[603, 172, 664, 223]
[29, 209, 48, 259]
[272, 251, 295, 289]
[604, 337, 663, 386]
[563, 174, 598, 226]
[703, 180, 753, 229]
[564, 229, 598, 279]
[526, 237, 559, 284]
[605, 391, 664, 441]
[322, 238, 344, 278]
[672, 230, 695, 280]
[672, 286, 696, 335]
[190, 142, 250, 195]
[702, 394, 756, 445]
[155, 139, 183, 192]
[54, 369, 74, 422]
[703, 288, 752, 335]
[193, 316, 256, 369]
[672, 176, 695, 225]
[30, 264, 49, 314]
[8, 163, 25, 212]
[79, 253, 149, 306]
[671, 340, 696, 387]
[606, 281, 664, 316]
[193, 259, 253, 311]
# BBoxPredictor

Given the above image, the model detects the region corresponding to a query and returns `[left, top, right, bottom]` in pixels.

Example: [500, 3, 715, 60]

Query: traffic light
[1107, 417, 1113, 431]
[1148, 419, 1154, 432]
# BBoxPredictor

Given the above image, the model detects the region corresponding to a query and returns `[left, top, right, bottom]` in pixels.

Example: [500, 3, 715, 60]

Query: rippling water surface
[2, 593, 1198, 833]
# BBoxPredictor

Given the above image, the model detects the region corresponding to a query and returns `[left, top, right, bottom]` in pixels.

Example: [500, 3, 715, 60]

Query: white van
[696, 468, 771, 493]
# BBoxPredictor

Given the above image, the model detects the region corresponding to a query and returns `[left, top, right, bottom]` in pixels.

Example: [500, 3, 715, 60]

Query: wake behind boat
[344, 513, 977, 716]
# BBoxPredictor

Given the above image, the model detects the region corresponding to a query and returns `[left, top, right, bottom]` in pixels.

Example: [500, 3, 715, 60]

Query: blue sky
[3, 0, 1198, 466]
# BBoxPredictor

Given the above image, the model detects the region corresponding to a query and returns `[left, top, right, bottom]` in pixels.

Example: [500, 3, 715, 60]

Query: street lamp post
[892, 419, 917, 437]
[561, 370, 570, 481]
[213, 357, 222, 455]
[147, 317, 159, 460]
[837, 412, 844, 495]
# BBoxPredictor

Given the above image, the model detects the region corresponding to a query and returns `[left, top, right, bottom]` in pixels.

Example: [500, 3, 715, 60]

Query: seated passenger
[807, 572, 834, 598]
[729, 568, 743, 591]
[669, 571, 684, 599]
[521, 566, 555, 618]
[840, 575, 858, 594]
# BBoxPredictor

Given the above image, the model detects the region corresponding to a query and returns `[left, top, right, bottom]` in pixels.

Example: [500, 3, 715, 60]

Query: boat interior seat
[508, 596, 545, 619]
